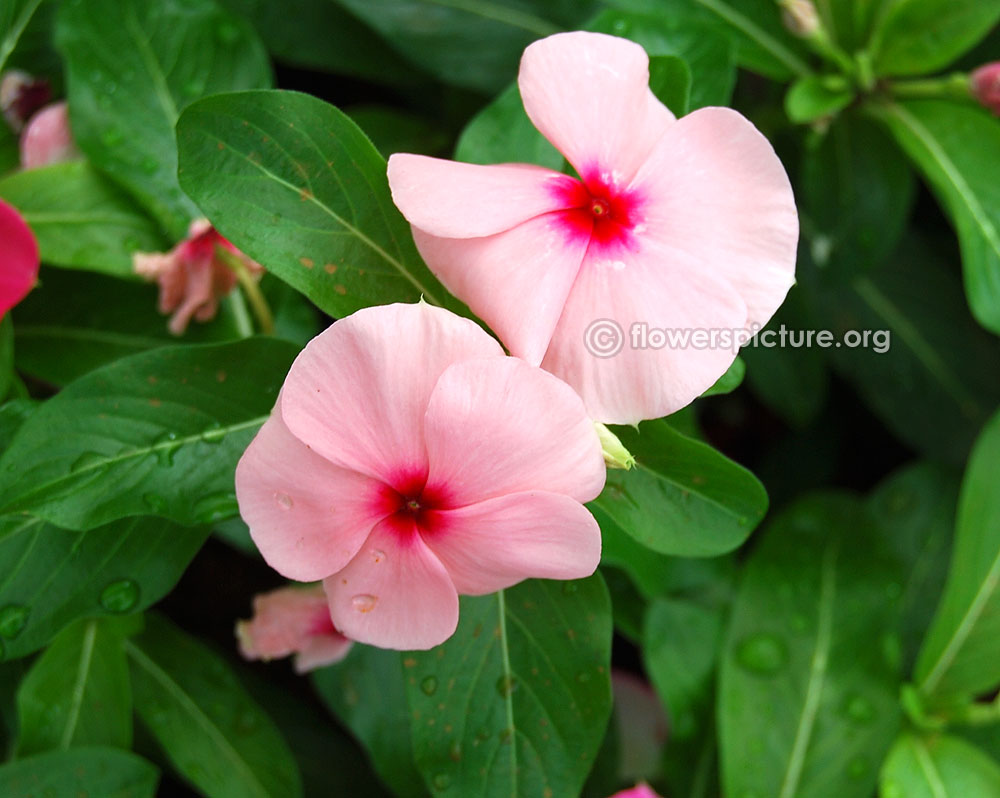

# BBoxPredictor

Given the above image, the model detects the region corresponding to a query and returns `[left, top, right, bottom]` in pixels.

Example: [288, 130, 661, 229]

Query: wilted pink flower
[235, 302, 605, 650]
[389, 32, 798, 424]
[0, 70, 51, 132]
[134, 219, 263, 335]
[236, 584, 352, 673]
[972, 62, 1000, 116]
[0, 198, 39, 317]
[19, 101, 80, 169]
[609, 784, 663, 798]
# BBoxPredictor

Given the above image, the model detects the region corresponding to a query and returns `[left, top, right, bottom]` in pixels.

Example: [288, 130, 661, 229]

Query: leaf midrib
[911, 737, 949, 798]
[422, 0, 559, 36]
[695, 0, 811, 77]
[60, 620, 98, 749]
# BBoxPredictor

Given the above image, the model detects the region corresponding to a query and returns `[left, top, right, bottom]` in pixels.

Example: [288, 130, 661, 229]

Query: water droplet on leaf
[844, 694, 875, 724]
[193, 491, 238, 523]
[200, 422, 225, 444]
[143, 492, 167, 512]
[496, 675, 517, 697]
[70, 451, 107, 473]
[432, 773, 451, 791]
[735, 633, 788, 676]
[0, 605, 29, 638]
[420, 676, 438, 696]
[351, 594, 377, 613]
[100, 579, 140, 613]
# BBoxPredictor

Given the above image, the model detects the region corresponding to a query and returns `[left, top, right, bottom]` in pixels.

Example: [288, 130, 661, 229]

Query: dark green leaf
[0, 513, 208, 660]
[914, 409, 1000, 706]
[702, 355, 745, 397]
[56, 0, 273, 237]
[348, 106, 450, 159]
[177, 90, 459, 316]
[718, 493, 904, 798]
[592, 419, 768, 557]
[0, 338, 297, 530]
[0, 0, 44, 74]
[0, 161, 166, 276]
[0, 399, 37, 452]
[0, 746, 158, 797]
[0, 315, 12, 402]
[15, 615, 139, 755]
[880, 733, 1000, 798]
[785, 75, 854, 124]
[648, 54, 691, 117]
[405, 576, 613, 798]
[127, 614, 302, 798]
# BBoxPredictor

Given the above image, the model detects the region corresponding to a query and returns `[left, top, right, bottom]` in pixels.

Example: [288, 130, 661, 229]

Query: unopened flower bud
[595, 422, 635, 470]
[780, 0, 820, 37]
[20, 101, 80, 169]
[971, 62, 1000, 116]
[1, 70, 50, 132]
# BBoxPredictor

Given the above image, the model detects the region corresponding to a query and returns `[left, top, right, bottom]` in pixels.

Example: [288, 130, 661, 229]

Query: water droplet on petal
[420, 676, 438, 696]
[143, 492, 167, 512]
[274, 492, 293, 511]
[0, 605, 29, 638]
[351, 594, 377, 613]
[735, 633, 788, 676]
[100, 579, 140, 613]
[70, 451, 107, 473]
[844, 694, 876, 724]
[193, 491, 238, 524]
[496, 675, 518, 697]
[372, 549, 386, 564]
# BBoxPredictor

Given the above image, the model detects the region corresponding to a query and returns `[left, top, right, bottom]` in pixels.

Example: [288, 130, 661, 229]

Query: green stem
[226, 289, 254, 339]
[216, 247, 274, 336]
[953, 696, 1000, 727]
[890, 73, 973, 102]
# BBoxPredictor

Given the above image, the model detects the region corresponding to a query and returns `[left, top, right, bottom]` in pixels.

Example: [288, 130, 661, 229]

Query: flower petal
[423, 357, 605, 505]
[630, 107, 798, 329]
[235, 411, 387, 582]
[0, 198, 39, 317]
[412, 213, 589, 365]
[388, 154, 575, 238]
[519, 32, 674, 186]
[293, 634, 353, 673]
[542, 244, 748, 424]
[280, 302, 503, 483]
[422, 491, 601, 595]
[324, 518, 459, 650]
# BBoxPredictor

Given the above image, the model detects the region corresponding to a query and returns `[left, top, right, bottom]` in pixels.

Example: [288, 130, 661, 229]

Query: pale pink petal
[412, 213, 589, 365]
[167, 255, 215, 335]
[280, 302, 503, 483]
[324, 518, 459, 650]
[609, 784, 663, 798]
[519, 32, 674, 187]
[422, 491, 601, 595]
[235, 411, 388, 582]
[631, 107, 798, 330]
[542, 245, 748, 424]
[293, 634, 353, 673]
[0, 198, 39, 316]
[423, 357, 605, 505]
[236, 585, 331, 660]
[19, 102, 79, 169]
[388, 154, 575, 238]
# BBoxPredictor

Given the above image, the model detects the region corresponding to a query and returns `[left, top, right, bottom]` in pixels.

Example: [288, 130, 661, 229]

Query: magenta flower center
[552, 172, 643, 254]
[374, 470, 450, 540]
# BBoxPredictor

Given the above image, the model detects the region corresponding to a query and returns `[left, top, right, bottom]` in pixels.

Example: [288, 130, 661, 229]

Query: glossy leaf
[127, 614, 302, 798]
[55, 0, 273, 237]
[348, 106, 449, 159]
[0, 314, 12, 402]
[0, 513, 208, 660]
[15, 615, 138, 755]
[0, 337, 297, 530]
[703, 355, 745, 397]
[592, 419, 768, 557]
[0, 161, 166, 277]
[0, 746, 158, 797]
[405, 576, 612, 798]
[0, 0, 44, 74]
[875, 101, 1000, 335]
[648, 54, 691, 117]
[880, 733, 1000, 798]
[915, 409, 1000, 705]
[177, 90, 458, 316]
[785, 76, 853, 124]
[718, 493, 904, 798]
[0, 398, 37, 453]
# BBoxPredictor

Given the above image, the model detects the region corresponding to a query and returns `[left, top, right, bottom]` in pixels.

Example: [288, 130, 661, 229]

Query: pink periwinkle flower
[235, 302, 605, 650]
[236, 584, 353, 673]
[389, 32, 798, 424]
[0, 198, 39, 318]
[609, 784, 663, 798]
[133, 219, 263, 335]
[19, 101, 80, 169]
[972, 62, 1000, 116]
[1, 70, 51, 133]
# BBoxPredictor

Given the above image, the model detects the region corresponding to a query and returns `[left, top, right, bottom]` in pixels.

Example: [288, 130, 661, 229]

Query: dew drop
[432, 773, 451, 791]
[611, 18, 629, 33]
[372, 549, 387, 564]
[576, 671, 592, 684]
[0, 605, 29, 639]
[192, 491, 239, 523]
[843, 694, 876, 724]
[734, 633, 788, 676]
[496, 674, 517, 697]
[200, 422, 225, 444]
[274, 492, 293, 511]
[152, 431, 180, 467]
[351, 594, 377, 613]
[420, 676, 438, 696]
[70, 451, 107, 472]
[142, 492, 167, 512]
[100, 579, 140, 613]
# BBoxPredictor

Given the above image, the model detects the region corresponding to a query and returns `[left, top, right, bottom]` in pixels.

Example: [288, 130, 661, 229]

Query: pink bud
[608, 783, 663, 798]
[0, 70, 50, 132]
[972, 62, 1000, 116]
[19, 102, 80, 169]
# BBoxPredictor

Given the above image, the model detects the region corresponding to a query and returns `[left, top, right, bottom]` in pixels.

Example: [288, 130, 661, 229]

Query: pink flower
[236, 584, 352, 673]
[388, 32, 798, 424]
[133, 219, 263, 335]
[0, 198, 39, 317]
[235, 302, 605, 650]
[972, 62, 1000, 116]
[1, 70, 51, 133]
[609, 784, 662, 798]
[19, 101, 80, 169]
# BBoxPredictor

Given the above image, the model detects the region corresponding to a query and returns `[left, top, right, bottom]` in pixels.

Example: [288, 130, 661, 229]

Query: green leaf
[648, 54, 691, 117]
[874, 101, 1000, 335]
[404, 576, 612, 798]
[0, 337, 297, 530]
[592, 419, 768, 557]
[702, 355, 745, 397]
[127, 614, 302, 798]
[718, 493, 904, 798]
[0, 746, 158, 797]
[0, 0, 44, 74]
[785, 75, 854, 124]
[0, 399, 38, 452]
[880, 733, 1000, 798]
[871, 0, 1000, 76]
[55, 0, 273, 237]
[0, 315, 12, 402]
[313, 645, 429, 798]
[0, 162, 166, 276]
[15, 615, 138, 755]
[0, 513, 208, 660]
[914, 409, 1000, 705]
[802, 111, 916, 277]
[177, 90, 459, 316]
[347, 106, 449, 159]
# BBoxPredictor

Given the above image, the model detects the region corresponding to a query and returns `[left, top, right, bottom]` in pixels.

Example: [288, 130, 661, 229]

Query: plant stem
[890, 73, 972, 102]
[216, 247, 274, 336]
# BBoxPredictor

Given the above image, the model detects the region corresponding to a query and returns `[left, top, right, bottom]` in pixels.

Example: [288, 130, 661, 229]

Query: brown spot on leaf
[333, 284, 347, 295]
[324, 263, 337, 274]
[300, 257, 315, 269]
